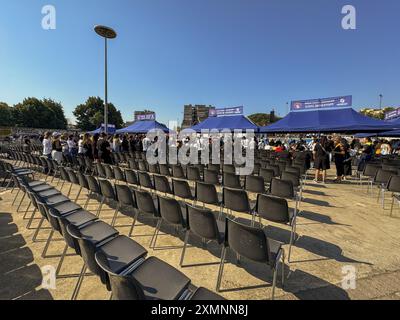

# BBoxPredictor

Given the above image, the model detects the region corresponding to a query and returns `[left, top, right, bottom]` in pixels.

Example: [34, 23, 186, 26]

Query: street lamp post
[94, 25, 117, 134]
[379, 94, 383, 110]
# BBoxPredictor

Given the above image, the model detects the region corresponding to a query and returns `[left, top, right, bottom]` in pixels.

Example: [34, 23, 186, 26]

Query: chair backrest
[244, 175, 265, 194]
[172, 165, 186, 179]
[256, 194, 290, 224]
[387, 175, 400, 193]
[104, 165, 115, 180]
[187, 205, 221, 242]
[223, 164, 236, 174]
[113, 166, 126, 182]
[225, 218, 270, 264]
[86, 175, 101, 194]
[66, 168, 79, 185]
[204, 169, 219, 185]
[374, 169, 396, 185]
[115, 184, 136, 207]
[95, 251, 146, 300]
[363, 164, 380, 177]
[281, 171, 301, 188]
[153, 174, 172, 194]
[148, 164, 160, 174]
[138, 171, 154, 189]
[195, 182, 219, 205]
[128, 159, 138, 170]
[59, 166, 70, 182]
[208, 164, 220, 173]
[96, 163, 107, 178]
[99, 179, 117, 200]
[259, 168, 274, 185]
[284, 166, 301, 176]
[134, 189, 159, 216]
[265, 165, 280, 177]
[222, 187, 250, 213]
[269, 178, 294, 199]
[158, 196, 185, 226]
[159, 164, 171, 176]
[125, 169, 138, 186]
[223, 172, 242, 189]
[76, 172, 90, 190]
[138, 160, 148, 172]
[186, 166, 201, 182]
[172, 179, 193, 199]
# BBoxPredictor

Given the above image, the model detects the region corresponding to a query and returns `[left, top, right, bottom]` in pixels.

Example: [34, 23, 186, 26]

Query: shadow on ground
[0, 212, 53, 300]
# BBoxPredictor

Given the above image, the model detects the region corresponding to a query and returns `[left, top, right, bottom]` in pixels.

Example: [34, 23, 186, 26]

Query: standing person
[113, 134, 121, 153]
[380, 140, 392, 156]
[51, 132, 63, 163]
[333, 137, 346, 183]
[92, 133, 100, 161]
[341, 138, 352, 180]
[42, 132, 52, 159]
[67, 135, 78, 156]
[121, 135, 129, 153]
[98, 133, 112, 164]
[313, 136, 330, 183]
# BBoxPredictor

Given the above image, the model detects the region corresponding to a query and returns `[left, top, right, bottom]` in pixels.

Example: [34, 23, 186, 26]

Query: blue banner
[291, 96, 352, 111]
[100, 124, 116, 134]
[209, 106, 244, 117]
[385, 108, 400, 121]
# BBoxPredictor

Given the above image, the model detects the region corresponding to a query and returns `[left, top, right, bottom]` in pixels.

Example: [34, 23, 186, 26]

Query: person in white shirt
[42, 132, 52, 159]
[142, 136, 151, 152]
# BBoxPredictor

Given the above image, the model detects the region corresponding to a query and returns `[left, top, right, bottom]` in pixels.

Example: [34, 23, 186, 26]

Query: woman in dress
[333, 137, 346, 183]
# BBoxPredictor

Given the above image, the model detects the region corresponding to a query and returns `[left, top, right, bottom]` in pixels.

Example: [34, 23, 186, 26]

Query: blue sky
[1, 0, 399, 125]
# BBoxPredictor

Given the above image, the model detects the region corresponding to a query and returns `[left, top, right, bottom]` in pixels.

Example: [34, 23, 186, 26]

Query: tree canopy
[73, 96, 124, 131]
[248, 113, 281, 127]
[359, 107, 395, 120]
[1, 98, 67, 129]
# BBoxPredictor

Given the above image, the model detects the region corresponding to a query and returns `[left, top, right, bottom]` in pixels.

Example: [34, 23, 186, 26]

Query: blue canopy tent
[189, 115, 259, 132]
[355, 130, 400, 139]
[260, 108, 393, 134]
[88, 124, 116, 135]
[116, 120, 171, 134]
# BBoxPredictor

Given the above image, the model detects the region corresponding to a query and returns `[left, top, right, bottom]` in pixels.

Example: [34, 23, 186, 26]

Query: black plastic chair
[67, 222, 146, 300]
[95, 253, 191, 300]
[269, 178, 299, 213]
[216, 218, 285, 300]
[387, 175, 400, 217]
[255, 194, 297, 262]
[114, 166, 126, 183]
[259, 168, 275, 187]
[172, 179, 195, 203]
[153, 174, 173, 196]
[222, 187, 252, 218]
[138, 171, 154, 191]
[159, 164, 171, 176]
[125, 169, 139, 187]
[195, 181, 222, 213]
[134, 189, 160, 244]
[180, 205, 225, 268]
[223, 172, 242, 189]
[98, 179, 118, 219]
[172, 165, 186, 179]
[153, 196, 187, 249]
[187, 166, 202, 182]
[374, 169, 396, 207]
[204, 169, 220, 185]
[244, 175, 265, 194]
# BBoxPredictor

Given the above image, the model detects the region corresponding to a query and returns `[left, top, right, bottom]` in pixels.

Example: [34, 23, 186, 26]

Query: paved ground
[1, 166, 400, 300]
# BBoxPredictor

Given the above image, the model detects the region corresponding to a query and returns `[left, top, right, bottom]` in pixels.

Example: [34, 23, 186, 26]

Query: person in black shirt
[313, 136, 330, 183]
[98, 133, 112, 164]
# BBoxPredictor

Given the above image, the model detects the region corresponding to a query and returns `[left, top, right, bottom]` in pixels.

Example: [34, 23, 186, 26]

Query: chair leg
[67, 183, 73, 197]
[271, 267, 278, 300]
[32, 216, 45, 242]
[180, 231, 190, 267]
[74, 187, 83, 203]
[41, 229, 54, 258]
[111, 205, 120, 227]
[23, 202, 32, 220]
[71, 264, 87, 300]
[96, 197, 105, 217]
[216, 246, 227, 292]
[17, 193, 26, 212]
[129, 211, 140, 238]
[390, 196, 395, 217]
[151, 219, 162, 249]
[56, 244, 69, 277]
[281, 250, 285, 287]
[84, 191, 92, 210]
[26, 208, 37, 229]
[12, 189, 21, 205]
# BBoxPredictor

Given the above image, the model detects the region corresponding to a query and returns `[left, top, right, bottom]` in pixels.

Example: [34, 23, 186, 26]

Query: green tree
[12, 97, 67, 129]
[248, 113, 281, 127]
[73, 96, 124, 131]
[360, 107, 395, 120]
[0, 102, 13, 126]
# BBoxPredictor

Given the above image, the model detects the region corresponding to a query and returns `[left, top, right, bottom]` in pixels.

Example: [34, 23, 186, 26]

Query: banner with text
[384, 108, 400, 121]
[135, 113, 156, 121]
[209, 106, 244, 117]
[291, 96, 352, 111]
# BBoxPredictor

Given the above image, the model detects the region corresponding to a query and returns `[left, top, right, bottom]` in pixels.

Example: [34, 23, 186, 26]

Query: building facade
[181, 105, 214, 129]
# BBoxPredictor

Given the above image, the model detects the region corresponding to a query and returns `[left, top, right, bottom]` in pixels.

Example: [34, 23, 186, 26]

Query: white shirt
[43, 138, 52, 155]
[78, 140, 85, 154]
[68, 139, 76, 150]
